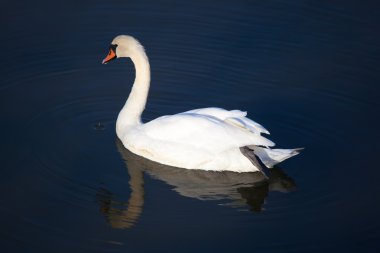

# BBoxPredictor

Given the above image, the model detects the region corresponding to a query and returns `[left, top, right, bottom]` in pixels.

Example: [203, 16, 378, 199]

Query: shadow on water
[97, 139, 296, 229]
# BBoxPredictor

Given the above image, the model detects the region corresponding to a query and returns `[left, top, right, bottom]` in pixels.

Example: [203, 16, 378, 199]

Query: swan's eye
[110, 44, 118, 51]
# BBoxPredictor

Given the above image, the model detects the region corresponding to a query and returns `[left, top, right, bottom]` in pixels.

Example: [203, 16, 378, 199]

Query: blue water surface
[0, 0, 379, 252]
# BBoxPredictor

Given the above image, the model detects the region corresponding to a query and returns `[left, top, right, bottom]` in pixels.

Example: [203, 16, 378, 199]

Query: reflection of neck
[116, 48, 150, 139]
[109, 166, 144, 229]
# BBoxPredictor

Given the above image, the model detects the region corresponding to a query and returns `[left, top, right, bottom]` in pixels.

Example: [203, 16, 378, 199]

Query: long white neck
[116, 48, 150, 139]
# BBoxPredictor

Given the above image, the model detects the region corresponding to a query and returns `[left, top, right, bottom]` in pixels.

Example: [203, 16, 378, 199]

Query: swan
[102, 35, 301, 173]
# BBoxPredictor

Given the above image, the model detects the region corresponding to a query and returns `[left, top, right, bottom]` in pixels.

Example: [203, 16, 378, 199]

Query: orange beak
[102, 48, 117, 64]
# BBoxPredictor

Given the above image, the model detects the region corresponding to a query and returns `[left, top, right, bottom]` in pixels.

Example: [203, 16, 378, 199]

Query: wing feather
[184, 107, 269, 135]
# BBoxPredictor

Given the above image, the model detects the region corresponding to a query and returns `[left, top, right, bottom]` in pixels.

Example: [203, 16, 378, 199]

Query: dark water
[1, 0, 379, 252]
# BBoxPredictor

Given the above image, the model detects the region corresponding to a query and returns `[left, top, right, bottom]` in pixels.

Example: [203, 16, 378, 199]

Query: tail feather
[250, 146, 303, 168]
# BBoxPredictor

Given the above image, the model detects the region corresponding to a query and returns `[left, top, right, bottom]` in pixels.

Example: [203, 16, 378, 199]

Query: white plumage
[102, 35, 301, 173]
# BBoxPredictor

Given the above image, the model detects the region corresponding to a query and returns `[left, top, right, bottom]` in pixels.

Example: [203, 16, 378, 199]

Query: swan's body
[103, 35, 301, 173]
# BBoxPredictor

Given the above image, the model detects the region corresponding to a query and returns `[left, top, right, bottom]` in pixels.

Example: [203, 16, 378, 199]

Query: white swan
[102, 35, 301, 173]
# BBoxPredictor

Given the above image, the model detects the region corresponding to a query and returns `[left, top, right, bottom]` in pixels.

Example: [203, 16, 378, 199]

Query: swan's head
[102, 35, 145, 64]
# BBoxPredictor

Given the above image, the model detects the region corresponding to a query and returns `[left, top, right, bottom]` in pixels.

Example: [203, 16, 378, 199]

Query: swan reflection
[97, 140, 296, 229]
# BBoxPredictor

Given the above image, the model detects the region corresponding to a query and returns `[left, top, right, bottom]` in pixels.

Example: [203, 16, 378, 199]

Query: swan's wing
[185, 107, 247, 119]
[184, 107, 269, 135]
[140, 113, 274, 154]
